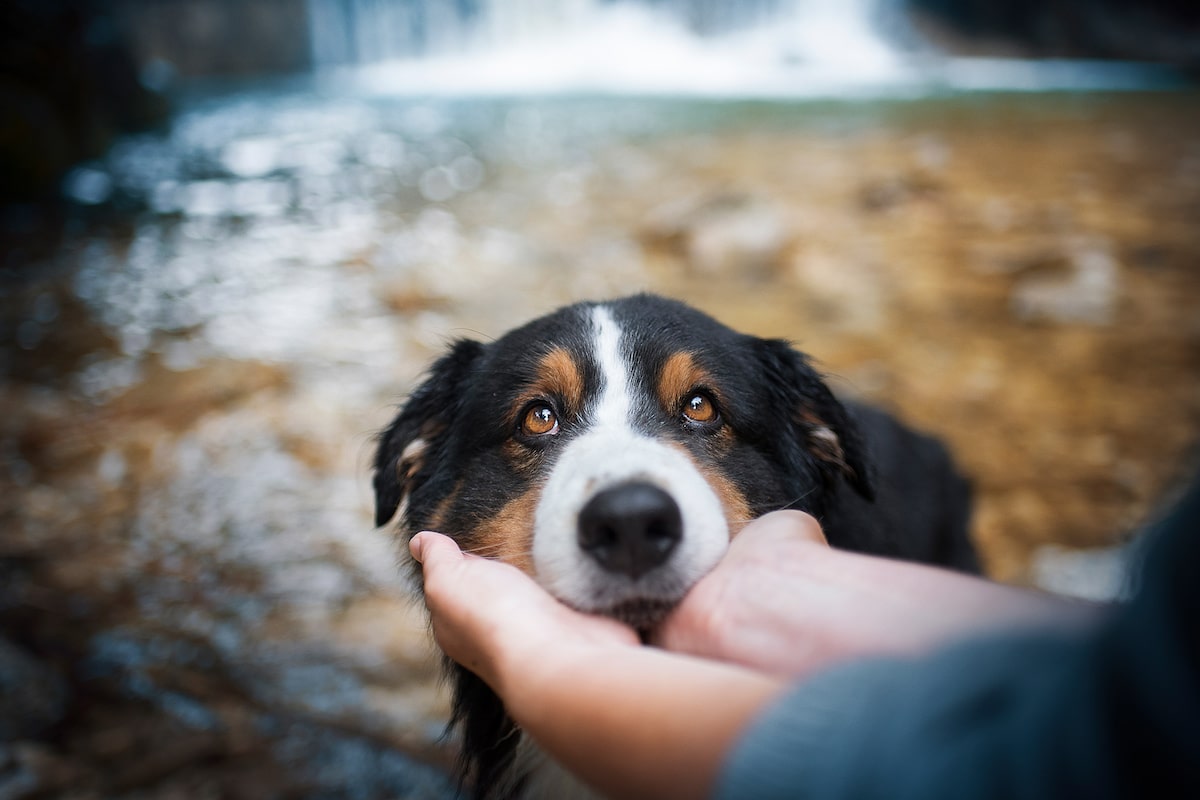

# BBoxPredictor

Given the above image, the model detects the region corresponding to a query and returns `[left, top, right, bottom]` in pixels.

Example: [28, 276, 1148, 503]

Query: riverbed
[3, 86, 1199, 796]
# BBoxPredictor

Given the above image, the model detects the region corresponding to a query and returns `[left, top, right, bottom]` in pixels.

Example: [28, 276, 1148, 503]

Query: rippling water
[2, 81, 1199, 796]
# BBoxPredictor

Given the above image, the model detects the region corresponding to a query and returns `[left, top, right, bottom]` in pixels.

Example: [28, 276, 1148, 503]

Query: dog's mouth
[596, 596, 679, 633]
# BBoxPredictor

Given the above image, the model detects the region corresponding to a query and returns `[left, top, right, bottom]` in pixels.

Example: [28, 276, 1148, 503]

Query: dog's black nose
[577, 482, 683, 579]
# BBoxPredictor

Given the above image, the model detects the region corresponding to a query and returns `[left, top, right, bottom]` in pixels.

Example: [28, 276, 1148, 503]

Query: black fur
[447, 664, 522, 797]
[373, 338, 484, 530]
[373, 294, 977, 798]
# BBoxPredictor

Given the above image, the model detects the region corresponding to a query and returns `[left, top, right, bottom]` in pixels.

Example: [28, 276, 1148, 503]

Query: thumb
[410, 530, 463, 566]
[731, 510, 827, 553]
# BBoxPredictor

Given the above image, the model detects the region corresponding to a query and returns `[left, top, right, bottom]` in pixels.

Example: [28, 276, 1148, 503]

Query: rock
[787, 247, 889, 333]
[0, 1, 168, 203]
[858, 173, 942, 213]
[639, 192, 741, 252]
[966, 240, 1062, 276]
[688, 204, 789, 276]
[1012, 237, 1119, 325]
[0, 741, 91, 798]
[0, 638, 68, 740]
[641, 192, 791, 277]
[907, 0, 1200, 64]
[116, 0, 313, 77]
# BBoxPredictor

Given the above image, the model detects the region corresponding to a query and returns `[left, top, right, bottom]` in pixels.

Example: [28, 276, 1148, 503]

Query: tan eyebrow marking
[509, 346, 586, 424]
[658, 351, 713, 412]
[537, 346, 585, 413]
[505, 346, 582, 440]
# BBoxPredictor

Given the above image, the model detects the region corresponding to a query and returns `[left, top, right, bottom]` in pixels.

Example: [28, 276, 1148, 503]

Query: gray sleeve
[716, 657, 907, 799]
[717, 480, 1200, 800]
[715, 633, 1101, 800]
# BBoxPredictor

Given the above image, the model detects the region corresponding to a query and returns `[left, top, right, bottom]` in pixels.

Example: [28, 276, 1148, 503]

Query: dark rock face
[112, 0, 313, 77]
[0, 638, 68, 740]
[907, 0, 1200, 65]
[0, 1, 168, 203]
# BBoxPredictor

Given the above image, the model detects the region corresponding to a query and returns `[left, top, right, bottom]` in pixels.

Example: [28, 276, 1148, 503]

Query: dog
[373, 294, 977, 798]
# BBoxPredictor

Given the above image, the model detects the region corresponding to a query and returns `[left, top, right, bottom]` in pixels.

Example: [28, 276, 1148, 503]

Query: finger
[410, 530, 463, 565]
[733, 510, 827, 551]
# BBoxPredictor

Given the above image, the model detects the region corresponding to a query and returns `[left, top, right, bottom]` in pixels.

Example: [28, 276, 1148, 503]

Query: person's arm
[411, 511, 1097, 798]
[712, 484, 1200, 799]
[655, 511, 1102, 678]
[503, 637, 782, 800]
[411, 531, 784, 800]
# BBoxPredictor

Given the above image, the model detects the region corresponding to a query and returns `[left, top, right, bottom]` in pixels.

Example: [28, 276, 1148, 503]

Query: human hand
[651, 510, 846, 677]
[413, 531, 786, 800]
[654, 510, 1099, 678]
[410, 531, 639, 692]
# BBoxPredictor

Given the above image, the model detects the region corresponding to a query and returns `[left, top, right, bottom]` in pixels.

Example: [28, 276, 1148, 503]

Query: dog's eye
[682, 393, 718, 424]
[521, 403, 559, 436]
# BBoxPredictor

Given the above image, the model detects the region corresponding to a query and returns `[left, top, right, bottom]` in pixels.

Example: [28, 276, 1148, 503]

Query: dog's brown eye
[682, 393, 718, 424]
[521, 404, 559, 436]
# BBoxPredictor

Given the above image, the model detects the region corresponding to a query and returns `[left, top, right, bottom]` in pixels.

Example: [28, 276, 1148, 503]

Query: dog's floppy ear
[755, 338, 874, 501]
[373, 339, 484, 528]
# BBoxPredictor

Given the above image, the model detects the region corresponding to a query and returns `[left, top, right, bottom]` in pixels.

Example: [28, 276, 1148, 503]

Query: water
[2, 6, 1199, 794]
[307, 0, 1186, 97]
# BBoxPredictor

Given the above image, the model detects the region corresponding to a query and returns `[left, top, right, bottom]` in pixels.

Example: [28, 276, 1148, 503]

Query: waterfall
[306, 0, 917, 95]
[306, 1, 830, 66]
[305, 0, 1177, 96]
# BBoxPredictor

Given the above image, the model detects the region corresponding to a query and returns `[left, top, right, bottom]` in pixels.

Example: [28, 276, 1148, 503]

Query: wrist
[497, 639, 620, 730]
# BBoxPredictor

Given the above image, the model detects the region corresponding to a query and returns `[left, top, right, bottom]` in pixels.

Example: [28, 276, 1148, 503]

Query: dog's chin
[595, 596, 679, 634]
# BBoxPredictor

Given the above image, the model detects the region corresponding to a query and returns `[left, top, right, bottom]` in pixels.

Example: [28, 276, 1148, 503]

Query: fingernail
[409, 533, 425, 563]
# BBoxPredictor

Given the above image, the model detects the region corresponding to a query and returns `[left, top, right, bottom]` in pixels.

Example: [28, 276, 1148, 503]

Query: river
[2, 7, 1199, 797]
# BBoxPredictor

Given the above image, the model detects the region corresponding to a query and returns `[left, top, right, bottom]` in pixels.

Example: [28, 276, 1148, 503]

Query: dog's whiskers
[722, 488, 820, 528]
[461, 543, 536, 560]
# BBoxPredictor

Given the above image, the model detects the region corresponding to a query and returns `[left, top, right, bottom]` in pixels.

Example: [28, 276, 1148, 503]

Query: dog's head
[374, 294, 872, 628]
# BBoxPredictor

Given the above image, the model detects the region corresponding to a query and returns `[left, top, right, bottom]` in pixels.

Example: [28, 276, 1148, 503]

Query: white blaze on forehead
[590, 305, 632, 428]
[531, 303, 730, 612]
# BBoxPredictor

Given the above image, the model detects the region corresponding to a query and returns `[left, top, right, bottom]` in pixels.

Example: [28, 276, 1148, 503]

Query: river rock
[1012, 237, 1119, 325]
[642, 192, 791, 277]
[0, 637, 68, 740]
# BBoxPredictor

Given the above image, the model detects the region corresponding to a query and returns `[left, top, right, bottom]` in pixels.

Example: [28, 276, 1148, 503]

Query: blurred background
[2, 1, 1198, 796]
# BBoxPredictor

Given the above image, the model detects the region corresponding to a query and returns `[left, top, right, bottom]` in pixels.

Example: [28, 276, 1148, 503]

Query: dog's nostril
[596, 525, 619, 547]
[577, 482, 683, 579]
[646, 520, 675, 550]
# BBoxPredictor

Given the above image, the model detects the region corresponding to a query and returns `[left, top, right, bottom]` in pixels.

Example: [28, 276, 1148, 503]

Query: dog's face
[374, 295, 871, 628]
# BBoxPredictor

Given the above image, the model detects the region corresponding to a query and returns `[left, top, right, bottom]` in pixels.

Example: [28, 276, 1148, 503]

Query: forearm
[790, 543, 1101, 654]
[498, 641, 784, 800]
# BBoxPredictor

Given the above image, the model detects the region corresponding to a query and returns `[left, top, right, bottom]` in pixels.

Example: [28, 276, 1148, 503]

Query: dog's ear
[755, 338, 874, 501]
[373, 339, 484, 528]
